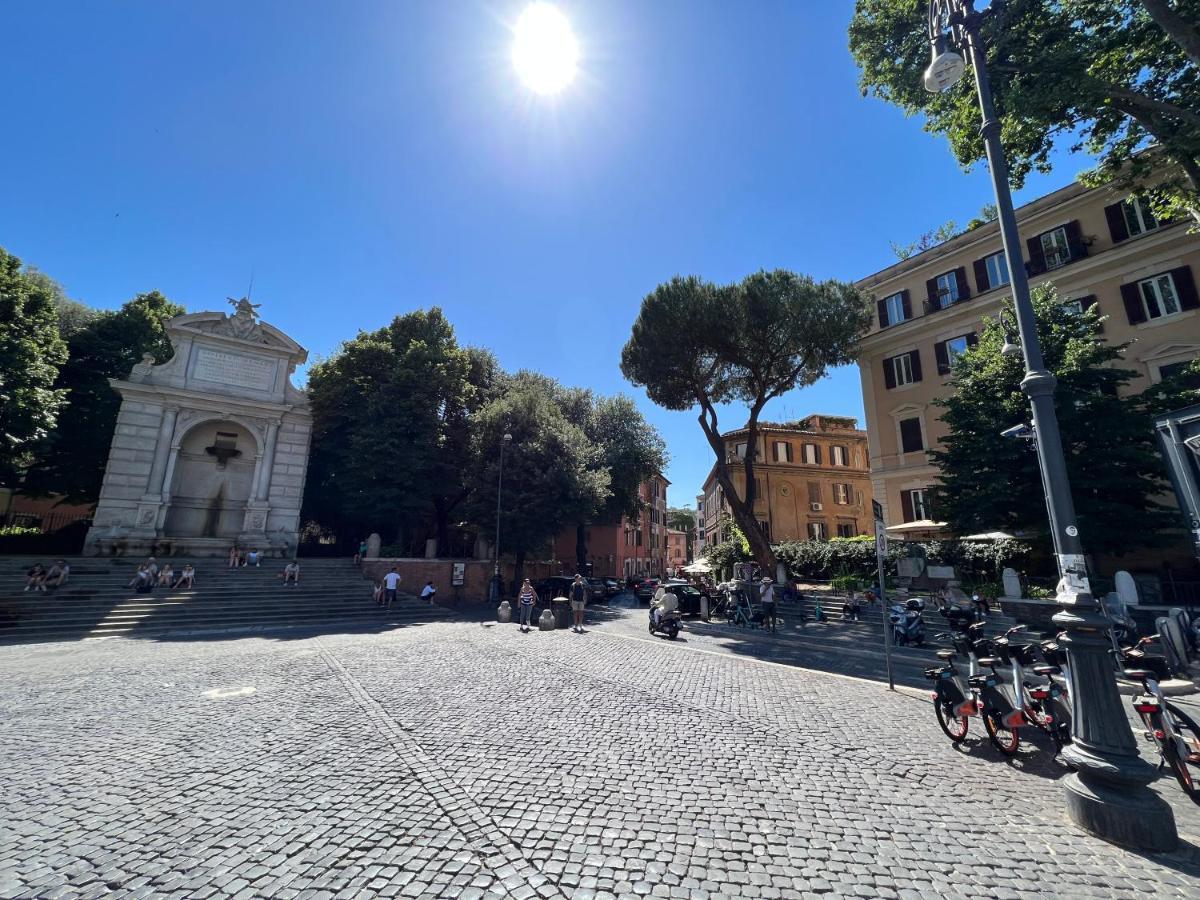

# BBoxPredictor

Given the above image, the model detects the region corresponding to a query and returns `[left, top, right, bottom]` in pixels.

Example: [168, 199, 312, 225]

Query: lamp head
[923, 34, 966, 93]
[1001, 338, 1022, 358]
[503, 433, 513, 443]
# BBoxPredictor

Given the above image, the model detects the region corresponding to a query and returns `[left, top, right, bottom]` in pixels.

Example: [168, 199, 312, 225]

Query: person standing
[356, 539, 367, 566]
[382, 567, 401, 608]
[228, 545, 239, 570]
[420, 581, 437, 604]
[569, 574, 588, 633]
[760, 577, 778, 634]
[517, 578, 538, 633]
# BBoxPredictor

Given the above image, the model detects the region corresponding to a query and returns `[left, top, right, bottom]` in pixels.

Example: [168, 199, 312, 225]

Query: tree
[303, 308, 494, 552]
[0, 247, 67, 488]
[24, 291, 183, 503]
[667, 506, 697, 559]
[927, 283, 1186, 556]
[622, 270, 868, 573]
[849, 1, 1200, 226]
[466, 371, 610, 587]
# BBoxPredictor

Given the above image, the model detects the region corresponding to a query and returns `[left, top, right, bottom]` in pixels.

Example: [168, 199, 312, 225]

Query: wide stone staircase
[0, 557, 453, 644]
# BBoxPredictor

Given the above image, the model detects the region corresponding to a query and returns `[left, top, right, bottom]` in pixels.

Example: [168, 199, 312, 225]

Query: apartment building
[855, 177, 1200, 537]
[551, 472, 671, 578]
[694, 493, 706, 558]
[666, 529, 688, 574]
[700, 415, 873, 547]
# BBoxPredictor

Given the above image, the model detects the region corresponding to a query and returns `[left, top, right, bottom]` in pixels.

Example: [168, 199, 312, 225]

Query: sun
[511, 3, 579, 95]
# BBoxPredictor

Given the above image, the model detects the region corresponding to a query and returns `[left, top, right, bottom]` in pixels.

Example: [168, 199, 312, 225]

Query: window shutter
[909, 349, 923, 382]
[771, 442, 779, 463]
[901, 491, 914, 523]
[925, 277, 939, 308]
[1079, 295, 1098, 312]
[1171, 267, 1199, 311]
[900, 289, 912, 320]
[808, 482, 820, 503]
[1065, 220, 1087, 261]
[876, 297, 890, 329]
[934, 340, 950, 375]
[883, 358, 896, 390]
[814, 444, 823, 465]
[954, 266, 971, 300]
[900, 418, 924, 453]
[1026, 236, 1046, 276]
[973, 257, 990, 293]
[1104, 202, 1129, 243]
[966, 331, 979, 347]
[1121, 282, 1146, 324]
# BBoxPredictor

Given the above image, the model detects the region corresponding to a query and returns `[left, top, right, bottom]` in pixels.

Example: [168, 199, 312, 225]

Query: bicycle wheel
[935, 697, 969, 744]
[1164, 702, 1200, 805]
[983, 707, 1020, 756]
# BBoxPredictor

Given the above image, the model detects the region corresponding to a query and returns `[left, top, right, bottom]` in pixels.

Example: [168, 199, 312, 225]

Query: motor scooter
[648, 607, 681, 640]
[889, 597, 926, 646]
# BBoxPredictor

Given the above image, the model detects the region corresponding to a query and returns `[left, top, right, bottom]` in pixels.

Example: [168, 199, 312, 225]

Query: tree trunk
[513, 549, 526, 598]
[433, 496, 450, 557]
[575, 523, 588, 573]
[696, 401, 779, 575]
[1140, 0, 1200, 69]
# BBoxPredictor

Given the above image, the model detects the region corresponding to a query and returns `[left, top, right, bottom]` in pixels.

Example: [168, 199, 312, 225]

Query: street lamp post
[924, 0, 1176, 850]
[492, 433, 513, 601]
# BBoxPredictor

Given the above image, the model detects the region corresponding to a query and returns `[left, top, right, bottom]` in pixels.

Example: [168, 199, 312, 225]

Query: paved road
[2, 612, 1200, 899]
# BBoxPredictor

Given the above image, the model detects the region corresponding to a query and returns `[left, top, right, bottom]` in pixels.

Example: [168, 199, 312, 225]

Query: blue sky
[1, 1, 1086, 507]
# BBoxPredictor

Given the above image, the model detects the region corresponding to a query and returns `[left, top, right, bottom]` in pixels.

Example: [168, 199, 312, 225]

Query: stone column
[144, 405, 179, 498]
[256, 421, 280, 502]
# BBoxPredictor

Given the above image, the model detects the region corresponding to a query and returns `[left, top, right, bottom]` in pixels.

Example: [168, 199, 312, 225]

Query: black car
[584, 577, 608, 602]
[634, 578, 661, 604]
[535, 576, 583, 602]
[603, 578, 623, 596]
[661, 583, 705, 616]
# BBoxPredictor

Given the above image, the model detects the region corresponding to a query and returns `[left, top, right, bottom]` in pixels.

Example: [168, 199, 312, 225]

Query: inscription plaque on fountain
[193, 348, 276, 391]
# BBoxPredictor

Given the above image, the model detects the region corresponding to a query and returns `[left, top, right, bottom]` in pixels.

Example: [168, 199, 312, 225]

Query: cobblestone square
[3, 614, 1200, 898]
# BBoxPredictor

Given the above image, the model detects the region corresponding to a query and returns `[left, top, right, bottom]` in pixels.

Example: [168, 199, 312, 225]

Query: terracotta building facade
[552, 473, 671, 579]
[700, 415, 873, 547]
[855, 174, 1200, 540]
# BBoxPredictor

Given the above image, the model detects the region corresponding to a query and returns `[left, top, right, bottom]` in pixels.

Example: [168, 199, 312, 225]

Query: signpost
[873, 499, 895, 691]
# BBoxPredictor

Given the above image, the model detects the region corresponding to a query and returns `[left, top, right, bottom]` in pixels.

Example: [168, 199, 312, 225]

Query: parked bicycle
[993, 625, 1072, 753]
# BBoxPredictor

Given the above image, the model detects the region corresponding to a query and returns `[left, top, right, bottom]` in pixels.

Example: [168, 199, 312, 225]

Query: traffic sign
[872, 499, 884, 522]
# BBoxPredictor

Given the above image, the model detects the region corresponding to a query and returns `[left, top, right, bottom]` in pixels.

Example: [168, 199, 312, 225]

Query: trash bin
[551, 597, 571, 629]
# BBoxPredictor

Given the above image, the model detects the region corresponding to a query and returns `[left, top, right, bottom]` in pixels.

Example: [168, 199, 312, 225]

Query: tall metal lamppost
[492, 433, 513, 601]
[923, 0, 1176, 850]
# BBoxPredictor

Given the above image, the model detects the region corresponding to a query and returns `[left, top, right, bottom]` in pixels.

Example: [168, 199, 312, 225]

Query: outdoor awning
[960, 531, 1018, 540]
[682, 560, 712, 573]
[885, 520, 949, 533]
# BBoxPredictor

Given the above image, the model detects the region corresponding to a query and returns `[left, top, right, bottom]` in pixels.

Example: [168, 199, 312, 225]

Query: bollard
[497, 600, 512, 623]
[538, 609, 556, 631]
[700, 595, 709, 620]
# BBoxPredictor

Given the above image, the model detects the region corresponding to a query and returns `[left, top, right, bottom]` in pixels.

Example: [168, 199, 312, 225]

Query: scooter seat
[977, 657, 1001, 668]
[1032, 664, 1061, 676]
[936, 649, 956, 661]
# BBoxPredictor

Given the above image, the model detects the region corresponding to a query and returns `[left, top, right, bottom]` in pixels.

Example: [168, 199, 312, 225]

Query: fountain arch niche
[84, 299, 312, 557]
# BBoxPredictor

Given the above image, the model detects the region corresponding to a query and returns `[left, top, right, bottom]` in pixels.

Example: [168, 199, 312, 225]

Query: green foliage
[0, 247, 68, 487]
[0, 525, 40, 537]
[831, 574, 864, 592]
[622, 269, 869, 570]
[23, 291, 183, 503]
[928, 284, 1184, 556]
[701, 535, 750, 581]
[917, 538, 1030, 579]
[849, 1, 1200, 224]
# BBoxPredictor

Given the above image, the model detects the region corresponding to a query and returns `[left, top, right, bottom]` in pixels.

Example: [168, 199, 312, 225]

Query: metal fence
[2, 511, 92, 534]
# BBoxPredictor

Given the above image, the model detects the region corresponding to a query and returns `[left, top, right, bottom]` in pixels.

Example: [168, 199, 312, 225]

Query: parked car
[661, 583, 706, 616]
[535, 576, 581, 602]
[585, 577, 608, 602]
[634, 578, 661, 604]
[603, 578, 623, 596]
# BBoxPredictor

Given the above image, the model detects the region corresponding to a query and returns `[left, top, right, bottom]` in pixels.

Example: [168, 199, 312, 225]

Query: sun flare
[511, 3, 579, 95]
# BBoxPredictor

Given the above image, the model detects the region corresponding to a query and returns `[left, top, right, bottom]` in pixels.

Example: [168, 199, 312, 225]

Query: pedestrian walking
[760, 577, 778, 634]
[382, 567, 400, 608]
[569, 574, 588, 633]
[420, 581, 437, 604]
[517, 578, 538, 632]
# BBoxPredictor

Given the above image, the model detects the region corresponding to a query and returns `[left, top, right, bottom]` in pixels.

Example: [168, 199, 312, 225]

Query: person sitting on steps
[157, 564, 174, 588]
[173, 564, 195, 589]
[24, 563, 47, 593]
[45, 560, 70, 589]
[283, 561, 300, 586]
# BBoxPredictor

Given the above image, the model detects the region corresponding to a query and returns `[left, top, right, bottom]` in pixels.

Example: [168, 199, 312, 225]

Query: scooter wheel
[668, 626, 679, 641]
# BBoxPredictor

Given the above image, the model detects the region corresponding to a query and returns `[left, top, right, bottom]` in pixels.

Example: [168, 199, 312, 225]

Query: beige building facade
[700, 415, 873, 548]
[855, 177, 1200, 538]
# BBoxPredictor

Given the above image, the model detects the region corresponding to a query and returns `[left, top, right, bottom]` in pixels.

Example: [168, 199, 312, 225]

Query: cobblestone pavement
[3, 616, 1200, 899]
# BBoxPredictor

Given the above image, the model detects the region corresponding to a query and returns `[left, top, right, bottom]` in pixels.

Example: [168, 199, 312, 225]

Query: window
[946, 335, 970, 362]
[830, 445, 848, 467]
[734, 442, 747, 459]
[772, 441, 793, 463]
[836, 523, 856, 538]
[1139, 273, 1181, 321]
[884, 350, 922, 389]
[899, 417, 924, 453]
[1123, 197, 1158, 238]
[1062, 299, 1083, 316]
[807, 482, 821, 504]
[1040, 227, 1071, 270]
[802, 443, 820, 464]
[934, 271, 959, 308]
[1158, 360, 1200, 389]
[833, 483, 850, 505]
[902, 489, 928, 523]
[984, 251, 1009, 289]
[884, 292, 907, 325]
[892, 353, 914, 386]
[808, 521, 828, 541]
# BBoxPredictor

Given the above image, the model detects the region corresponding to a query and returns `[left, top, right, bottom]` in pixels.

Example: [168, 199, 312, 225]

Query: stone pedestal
[1001, 567, 1022, 600]
[84, 301, 311, 557]
[366, 533, 382, 559]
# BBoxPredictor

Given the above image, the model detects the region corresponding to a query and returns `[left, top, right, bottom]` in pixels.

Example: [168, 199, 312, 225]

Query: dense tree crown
[24, 291, 184, 503]
[849, 1, 1200, 225]
[0, 247, 68, 487]
[928, 284, 1195, 555]
[622, 269, 868, 572]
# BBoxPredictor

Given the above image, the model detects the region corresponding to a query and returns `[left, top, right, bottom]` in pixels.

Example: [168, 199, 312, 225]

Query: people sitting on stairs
[173, 564, 195, 589]
[127, 564, 153, 593]
[45, 560, 69, 589]
[157, 564, 174, 588]
[24, 563, 47, 593]
[247, 548, 261, 568]
[282, 561, 300, 586]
